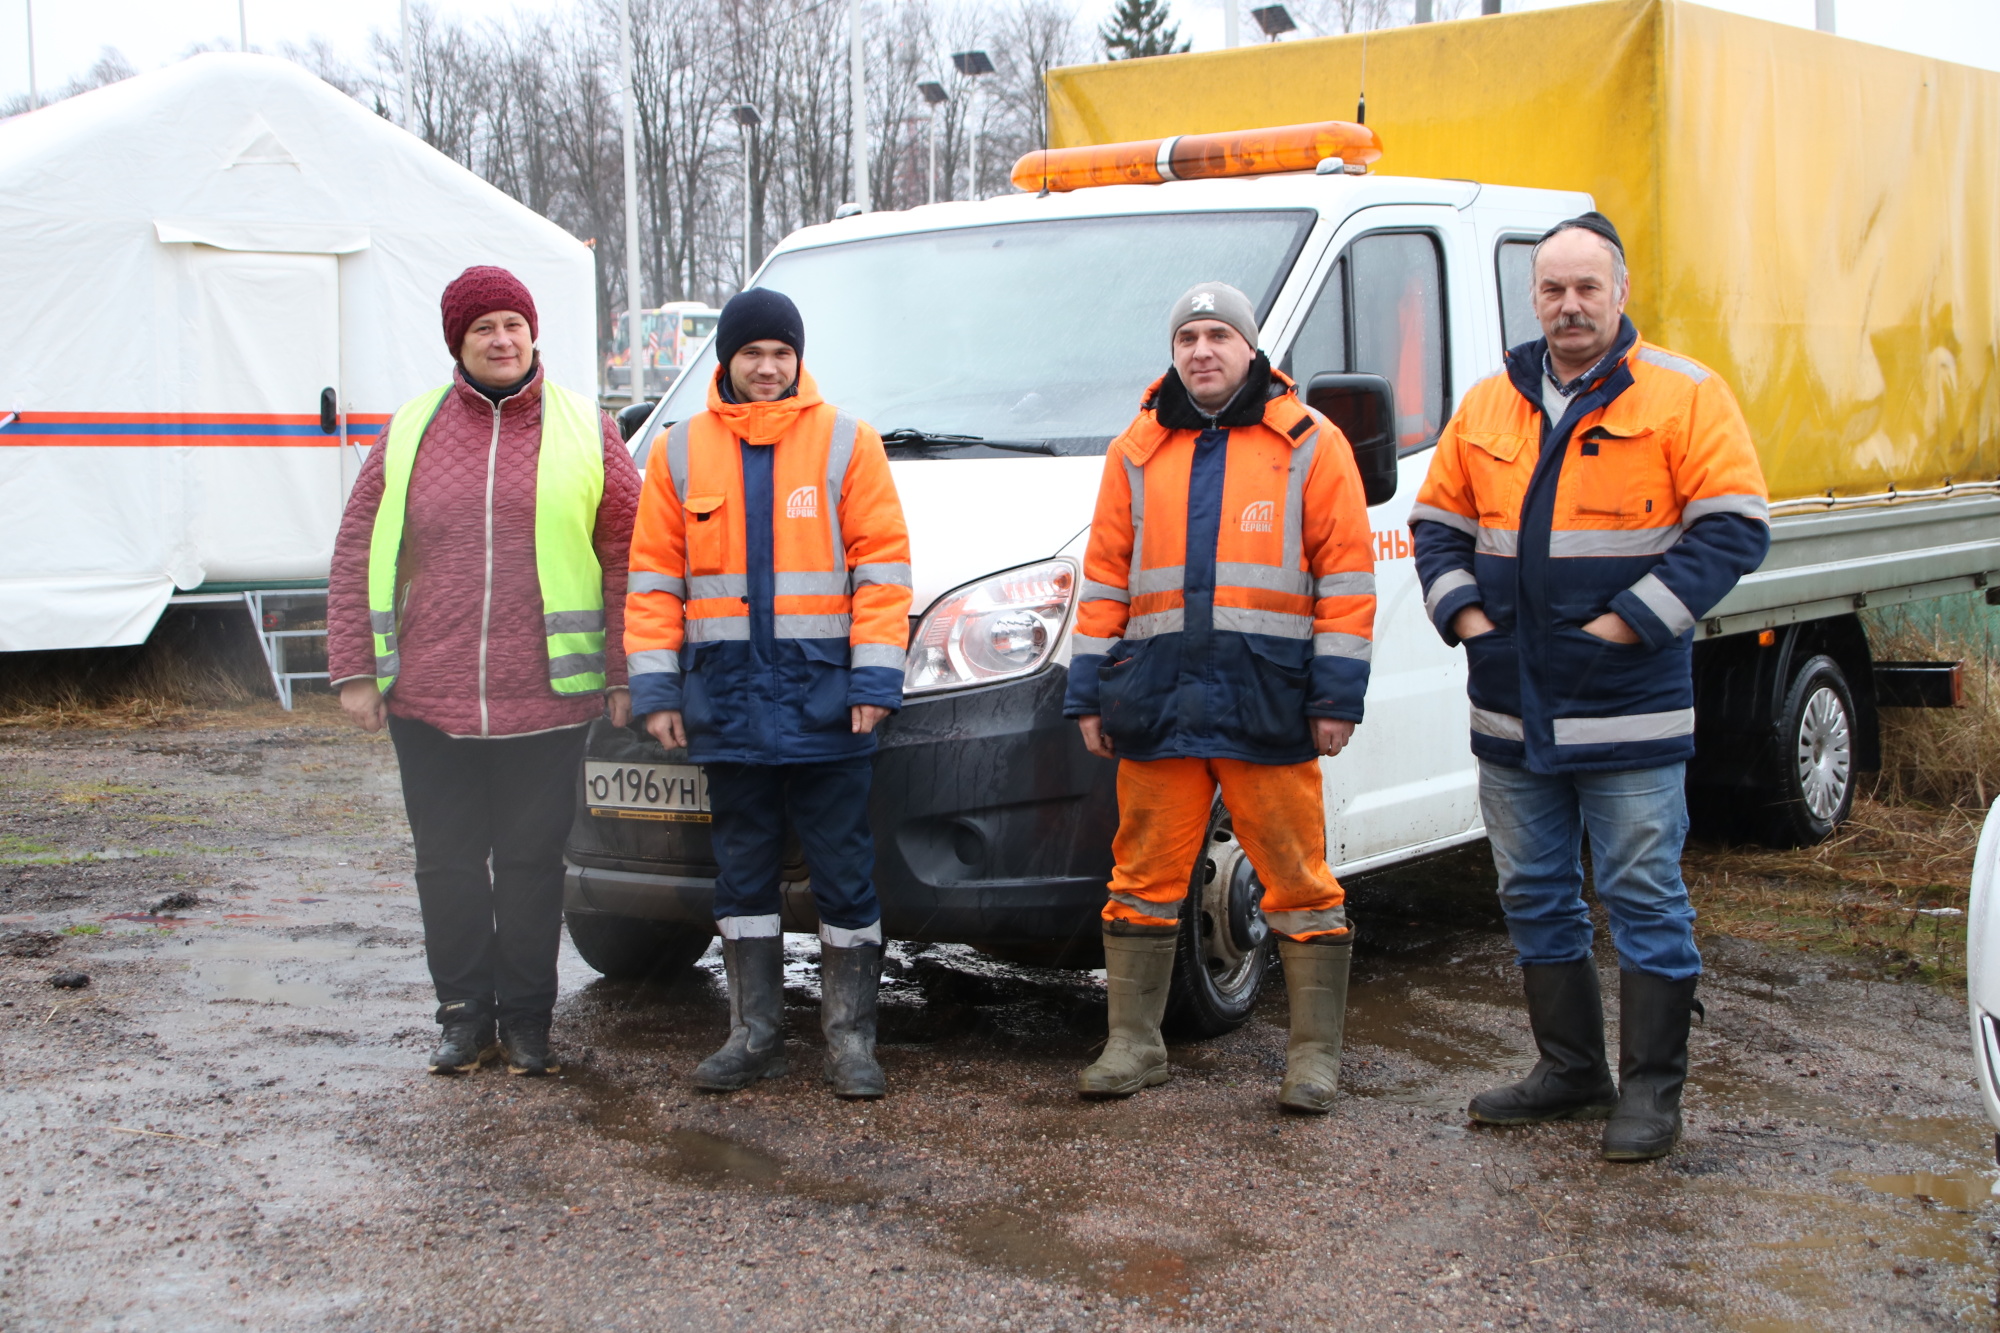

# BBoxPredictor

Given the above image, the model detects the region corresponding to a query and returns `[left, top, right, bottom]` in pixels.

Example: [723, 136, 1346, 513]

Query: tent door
[176, 246, 342, 586]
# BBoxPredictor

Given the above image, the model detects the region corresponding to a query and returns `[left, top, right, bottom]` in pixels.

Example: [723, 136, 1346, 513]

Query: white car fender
[1964, 796, 2000, 1139]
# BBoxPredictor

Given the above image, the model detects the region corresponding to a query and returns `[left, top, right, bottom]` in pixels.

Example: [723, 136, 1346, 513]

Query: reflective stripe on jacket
[370, 379, 609, 695]
[1410, 318, 1770, 773]
[1062, 362, 1377, 765]
[625, 368, 912, 764]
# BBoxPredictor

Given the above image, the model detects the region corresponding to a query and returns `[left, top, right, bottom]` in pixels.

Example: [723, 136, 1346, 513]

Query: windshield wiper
[880, 428, 1058, 456]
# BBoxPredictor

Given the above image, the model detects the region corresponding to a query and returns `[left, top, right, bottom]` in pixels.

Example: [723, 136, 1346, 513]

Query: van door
[176, 247, 343, 585]
[1275, 206, 1482, 869]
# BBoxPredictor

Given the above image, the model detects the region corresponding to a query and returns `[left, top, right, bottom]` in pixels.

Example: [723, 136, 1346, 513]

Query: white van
[562, 154, 1964, 1034]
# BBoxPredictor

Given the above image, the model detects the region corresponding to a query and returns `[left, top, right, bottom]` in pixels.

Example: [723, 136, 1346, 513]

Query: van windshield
[649, 209, 1315, 456]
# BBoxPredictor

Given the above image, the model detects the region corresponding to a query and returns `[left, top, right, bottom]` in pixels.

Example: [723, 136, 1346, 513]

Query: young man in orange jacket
[1064, 282, 1377, 1112]
[625, 289, 912, 1099]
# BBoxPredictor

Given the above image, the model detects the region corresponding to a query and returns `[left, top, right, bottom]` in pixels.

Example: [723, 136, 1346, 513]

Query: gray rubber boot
[1077, 923, 1179, 1099]
[820, 943, 886, 1100]
[1602, 970, 1700, 1162]
[691, 936, 789, 1092]
[1467, 959, 1619, 1125]
[1277, 935, 1351, 1113]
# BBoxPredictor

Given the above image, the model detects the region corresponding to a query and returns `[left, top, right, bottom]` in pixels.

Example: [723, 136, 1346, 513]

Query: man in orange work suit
[1064, 282, 1377, 1112]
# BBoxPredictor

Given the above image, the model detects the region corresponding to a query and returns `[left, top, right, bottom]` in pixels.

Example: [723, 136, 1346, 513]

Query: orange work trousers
[1104, 756, 1349, 941]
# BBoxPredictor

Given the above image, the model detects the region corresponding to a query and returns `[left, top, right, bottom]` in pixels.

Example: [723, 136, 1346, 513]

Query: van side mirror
[617, 399, 658, 444]
[1305, 373, 1398, 508]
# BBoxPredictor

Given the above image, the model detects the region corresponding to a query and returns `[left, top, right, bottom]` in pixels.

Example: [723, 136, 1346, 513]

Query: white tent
[0, 54, 598, 652]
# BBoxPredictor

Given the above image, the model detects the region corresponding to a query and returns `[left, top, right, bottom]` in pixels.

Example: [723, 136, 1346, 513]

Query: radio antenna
[1357, 32, 1368, 124]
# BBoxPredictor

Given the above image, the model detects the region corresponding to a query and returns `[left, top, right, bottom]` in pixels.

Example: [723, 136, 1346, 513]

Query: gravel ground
[0, 710, 1992, 1331]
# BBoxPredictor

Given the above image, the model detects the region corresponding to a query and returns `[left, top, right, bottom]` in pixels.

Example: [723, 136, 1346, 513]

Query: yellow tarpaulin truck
[1041, 0, 2000, 826]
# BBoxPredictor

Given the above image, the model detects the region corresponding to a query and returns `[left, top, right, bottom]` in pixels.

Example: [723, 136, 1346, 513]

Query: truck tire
[564, 911, 713, 981]
[1165, 802, 1273, 1038]
[1759, 654, 1858, 848]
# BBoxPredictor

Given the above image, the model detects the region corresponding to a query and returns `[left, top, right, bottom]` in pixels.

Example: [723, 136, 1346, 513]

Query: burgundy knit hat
[440, 266, 538, 357]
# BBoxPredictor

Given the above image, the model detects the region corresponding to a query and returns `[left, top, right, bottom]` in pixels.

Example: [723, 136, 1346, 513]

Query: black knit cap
[1540, 210, 1624, 256]
[715, 287, 805, 367]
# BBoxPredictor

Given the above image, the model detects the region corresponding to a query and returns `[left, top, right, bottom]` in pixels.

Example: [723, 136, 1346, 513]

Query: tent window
[1496, 238, 1540, 353]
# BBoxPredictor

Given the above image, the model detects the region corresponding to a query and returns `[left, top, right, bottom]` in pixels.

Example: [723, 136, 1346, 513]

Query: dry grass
[0, 606, 285, 729]
[1687, 798, 1977, 987]
[1867, 613, 2000, 808]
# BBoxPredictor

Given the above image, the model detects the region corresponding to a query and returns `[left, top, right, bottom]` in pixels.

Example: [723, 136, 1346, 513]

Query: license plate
[584, 761, 710, 822]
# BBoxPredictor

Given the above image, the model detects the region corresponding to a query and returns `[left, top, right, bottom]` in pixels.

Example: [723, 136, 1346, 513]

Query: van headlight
[904, 559, 1076, 695]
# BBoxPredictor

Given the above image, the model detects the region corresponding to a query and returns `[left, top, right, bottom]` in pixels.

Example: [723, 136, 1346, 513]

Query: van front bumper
[562, 665, 1119, 948]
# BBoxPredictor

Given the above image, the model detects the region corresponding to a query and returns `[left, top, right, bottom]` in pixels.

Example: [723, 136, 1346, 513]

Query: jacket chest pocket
[685, 493, 730, 576]
[1567, 429, 1667, 519]
[1459, 430, 1531, 524]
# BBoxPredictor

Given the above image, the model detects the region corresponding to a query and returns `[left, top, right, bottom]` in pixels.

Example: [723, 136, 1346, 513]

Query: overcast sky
[4, 0, 1996, 105]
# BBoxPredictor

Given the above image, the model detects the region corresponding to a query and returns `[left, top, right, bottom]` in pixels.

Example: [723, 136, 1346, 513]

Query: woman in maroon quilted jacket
[328, 266, 640, 1077]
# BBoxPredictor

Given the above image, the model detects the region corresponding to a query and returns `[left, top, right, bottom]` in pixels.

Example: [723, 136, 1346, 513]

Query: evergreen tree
[1099, 0, 1190, 60]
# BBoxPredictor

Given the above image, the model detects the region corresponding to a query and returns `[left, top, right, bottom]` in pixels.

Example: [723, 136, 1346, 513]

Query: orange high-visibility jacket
[1062, 363, 1376, 765]
[625, 368, 912, 764]
[1410, 319, 1769, 773]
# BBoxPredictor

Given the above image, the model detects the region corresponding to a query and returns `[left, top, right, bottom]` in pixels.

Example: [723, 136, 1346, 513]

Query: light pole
[1414, 0, 1433, 21]
[239, 0, 248, 52]
[951, 50, 994, 202]
[849, 0, 869, 212]
[732, 104, 762, 287]
[1225, 1, 1240, 49]
[619, 0, 646, 402]
[918, 80, 947, 204]
[399, 0, 413, 131]
[1815, 0, 1834, 33]
[24, 0, 37, 110]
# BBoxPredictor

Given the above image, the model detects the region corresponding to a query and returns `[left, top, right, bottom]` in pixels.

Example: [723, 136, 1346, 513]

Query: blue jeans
[706, 757, 882, 943]
[1477, 760, 1699, 980]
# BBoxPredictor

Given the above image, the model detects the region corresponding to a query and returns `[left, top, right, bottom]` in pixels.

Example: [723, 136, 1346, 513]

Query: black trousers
[388, 715, 585, 1029]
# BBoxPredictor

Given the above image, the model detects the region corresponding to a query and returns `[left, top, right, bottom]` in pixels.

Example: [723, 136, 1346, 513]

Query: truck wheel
[564, 911, 713, 981]
[1759, 654, 1857, 848]
[1165, 803, 1273, 1038]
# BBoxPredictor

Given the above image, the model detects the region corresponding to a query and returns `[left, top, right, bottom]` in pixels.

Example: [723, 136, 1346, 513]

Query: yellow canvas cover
[1044, 0, 2000, 505]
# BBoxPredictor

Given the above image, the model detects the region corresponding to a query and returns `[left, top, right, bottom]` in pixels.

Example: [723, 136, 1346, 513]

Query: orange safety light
[1011, 120, 1382, 194]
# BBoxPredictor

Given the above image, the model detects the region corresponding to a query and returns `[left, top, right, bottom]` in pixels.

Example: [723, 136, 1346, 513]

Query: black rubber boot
[427, 1000, 495, 1076]
[1468, 959, 1618, 1125]
[820, 943, 886, 1100]
[499, 1020, 561, 1077]
[692, 936, 789, 1092]
[1602, 970, 1700, 1162]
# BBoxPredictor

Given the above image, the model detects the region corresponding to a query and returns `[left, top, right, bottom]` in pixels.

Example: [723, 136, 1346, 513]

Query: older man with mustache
[1410, 214, 1769, 1162]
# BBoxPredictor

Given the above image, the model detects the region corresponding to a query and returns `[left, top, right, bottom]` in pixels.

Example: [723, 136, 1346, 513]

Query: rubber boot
[692, 936, 789, 1092]
[1467, 959, 1618, 1125]
[1277, 934, 1351, 1114]
[1602, 970, 1700, 1162]
[820, 942, 886, 1100]
[1077, 923, 1178, 1099]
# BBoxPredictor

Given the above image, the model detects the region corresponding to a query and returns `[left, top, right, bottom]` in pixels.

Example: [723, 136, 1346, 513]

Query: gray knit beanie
[1168, 281, 1258, 350]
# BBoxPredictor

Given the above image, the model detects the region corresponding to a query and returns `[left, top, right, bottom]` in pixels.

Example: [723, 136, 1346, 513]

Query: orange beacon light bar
[1010, 120, 1382, 194]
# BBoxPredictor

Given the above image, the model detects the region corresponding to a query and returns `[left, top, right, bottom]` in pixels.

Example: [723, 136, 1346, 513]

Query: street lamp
[950, 50, 994, 201]
[1250, 5, 1295, 40]
[731, 104, 762, 287]
[918, 80, 948, 204]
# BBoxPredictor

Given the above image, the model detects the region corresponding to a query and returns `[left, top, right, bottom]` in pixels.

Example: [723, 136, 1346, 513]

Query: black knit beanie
[716, 288, 805, 368]
[1540, 211, 1624, 257]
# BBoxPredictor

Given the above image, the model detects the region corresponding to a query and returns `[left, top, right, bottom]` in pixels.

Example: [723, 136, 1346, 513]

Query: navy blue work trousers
[706, 757, 881, 938]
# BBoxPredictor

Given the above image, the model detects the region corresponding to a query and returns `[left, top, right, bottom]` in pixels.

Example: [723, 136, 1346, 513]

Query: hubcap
[1197, 822, 1267, 1000]
[1794, 685, 1852, 822]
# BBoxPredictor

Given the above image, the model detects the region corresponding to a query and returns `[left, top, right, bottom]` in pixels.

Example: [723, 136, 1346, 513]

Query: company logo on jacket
[785, 485, 819, 519]
[1239, 500, 1275, 533]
